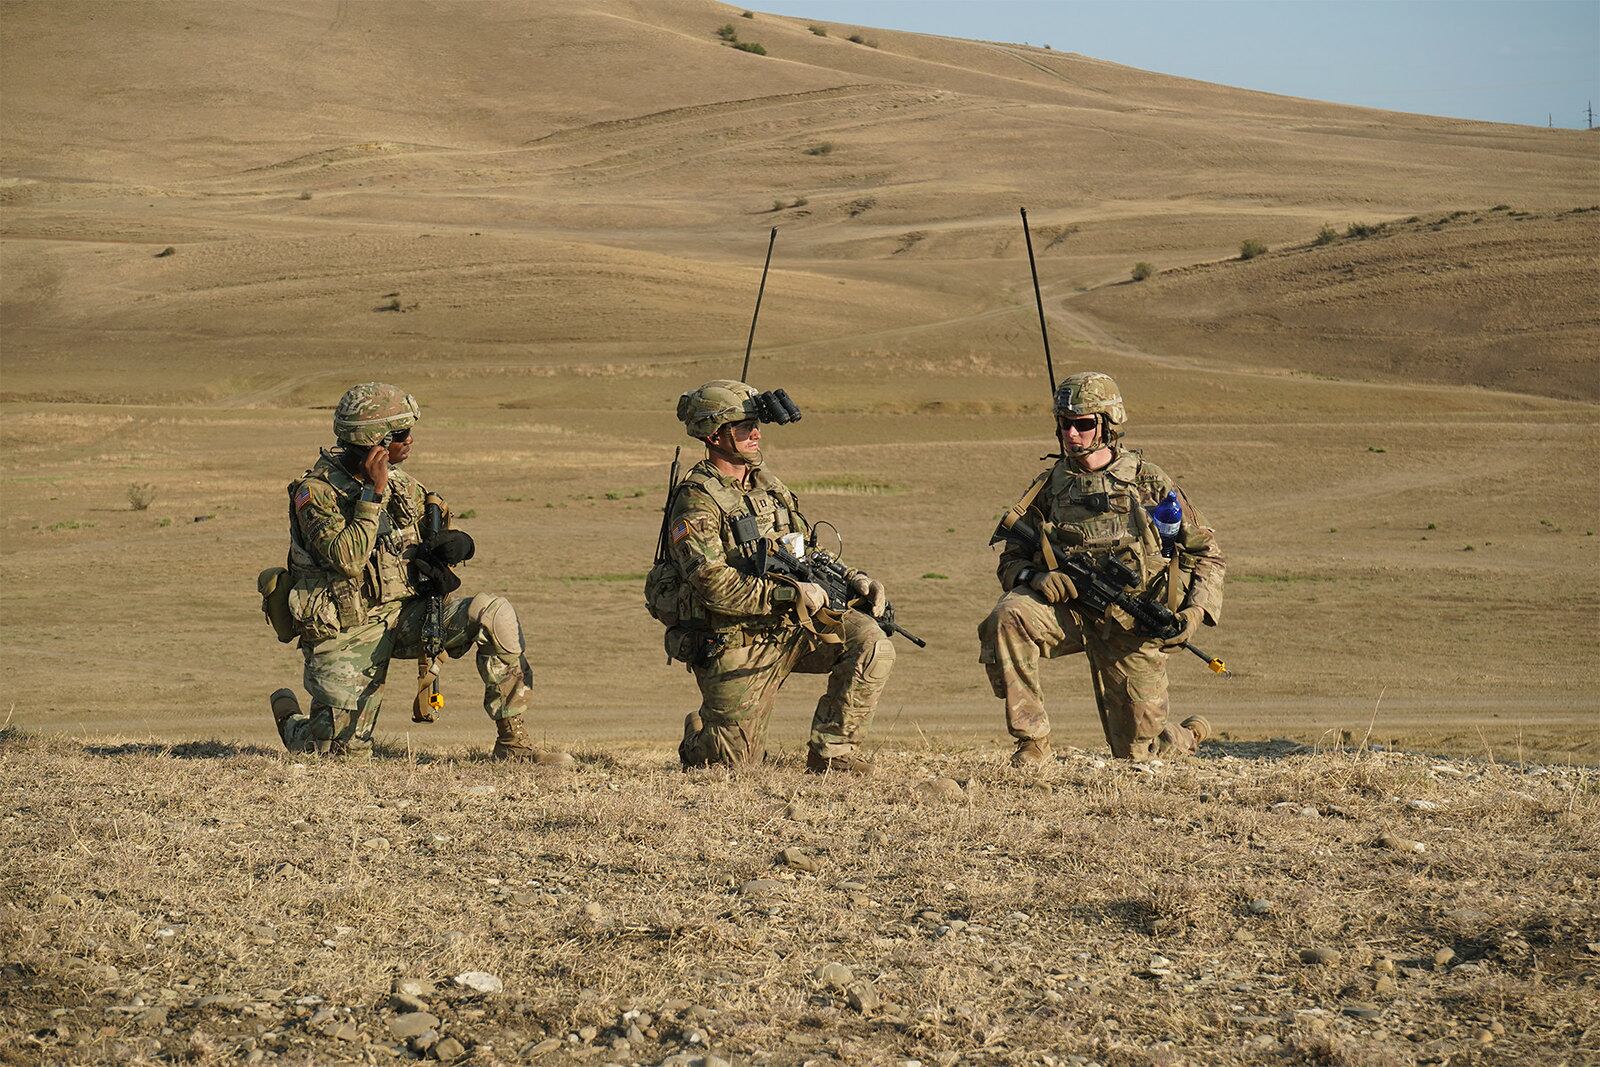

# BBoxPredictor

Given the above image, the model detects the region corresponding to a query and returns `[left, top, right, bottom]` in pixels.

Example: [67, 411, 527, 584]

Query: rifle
[751, 537, 926, 648]
[992, 507, 1227, 675]
[412, 494, 449, 722]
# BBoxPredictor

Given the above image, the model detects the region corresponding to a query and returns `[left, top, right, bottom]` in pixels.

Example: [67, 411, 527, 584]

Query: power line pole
[1588, 101, 1594, 130]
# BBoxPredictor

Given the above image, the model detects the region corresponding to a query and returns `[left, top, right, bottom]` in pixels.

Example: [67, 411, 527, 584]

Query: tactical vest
[646, 463, 804, 636]
[284, 456, 425, 641]
[1040, 450, 1173, 598]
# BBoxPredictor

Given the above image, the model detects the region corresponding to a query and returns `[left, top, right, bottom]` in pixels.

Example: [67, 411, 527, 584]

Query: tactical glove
[848, 572, 888, 617]
[796, 582, 830, 617]
[1029, 570, 1077, 604]
[1160, 606, 1205, 650]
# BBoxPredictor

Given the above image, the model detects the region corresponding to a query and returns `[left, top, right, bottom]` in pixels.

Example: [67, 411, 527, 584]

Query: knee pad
[465, 594, 525, 659]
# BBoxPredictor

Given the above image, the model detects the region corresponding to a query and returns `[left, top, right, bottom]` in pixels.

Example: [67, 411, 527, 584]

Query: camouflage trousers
[680, 610, 895, 769]
[278, 592, 532, 757]
[978, 589, 1198, 762]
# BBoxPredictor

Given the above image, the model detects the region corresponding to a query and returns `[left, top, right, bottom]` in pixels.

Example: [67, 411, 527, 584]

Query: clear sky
[754, 0, 1600, 129]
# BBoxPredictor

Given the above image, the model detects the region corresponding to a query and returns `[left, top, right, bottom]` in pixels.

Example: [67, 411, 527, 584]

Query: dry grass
[3, 729, 1596, 1065]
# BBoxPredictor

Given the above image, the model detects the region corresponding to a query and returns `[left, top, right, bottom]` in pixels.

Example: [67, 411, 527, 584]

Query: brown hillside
[0, 0, 1596, 759]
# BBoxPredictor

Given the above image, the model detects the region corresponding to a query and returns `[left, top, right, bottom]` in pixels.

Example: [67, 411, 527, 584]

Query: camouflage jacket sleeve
[294, 477, 382, 579]
[668, 486, 779, 620]
[1140, 465, 1225, 626]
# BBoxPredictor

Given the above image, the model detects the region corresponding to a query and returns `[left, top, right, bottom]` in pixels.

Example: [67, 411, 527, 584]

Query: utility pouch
[664, 625, 714, 667]
[257, 567, 296, 644]
[731, 514, 761, 547]
[644, 560, 685, 628]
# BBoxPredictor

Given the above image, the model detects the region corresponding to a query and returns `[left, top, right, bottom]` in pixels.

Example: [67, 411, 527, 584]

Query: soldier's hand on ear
[796, 582, 829, 617]
[1160, 606, 1205, 650]
[1029, 570, 1077, 604]
[362, 444, 390, 496]
[848, 572, 888, 616]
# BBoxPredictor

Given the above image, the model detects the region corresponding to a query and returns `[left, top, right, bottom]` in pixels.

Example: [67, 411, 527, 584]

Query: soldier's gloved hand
[1160, 606, 1205, 650]
[1029, 570, 1077, 604]
[795, 582, 830, 617]
[848, 572, 888, 617]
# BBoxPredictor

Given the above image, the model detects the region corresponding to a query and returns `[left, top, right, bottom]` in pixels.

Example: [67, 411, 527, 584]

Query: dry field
[3, 729, 1597, 1066]
[1, 2, 1599, 1061]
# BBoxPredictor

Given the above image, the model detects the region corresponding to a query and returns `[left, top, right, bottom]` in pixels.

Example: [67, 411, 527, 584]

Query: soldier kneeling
[262, 383, 539, 759]
[648, 381, 896, 773]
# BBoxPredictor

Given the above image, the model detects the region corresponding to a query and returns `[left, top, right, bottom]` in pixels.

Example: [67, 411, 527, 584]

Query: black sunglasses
[1058, 416, 1099, 434]
[383, 427, 412, 444]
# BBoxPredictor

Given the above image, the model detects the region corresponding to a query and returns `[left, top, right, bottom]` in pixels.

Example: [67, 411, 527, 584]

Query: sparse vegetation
[732, 41, 767, 55]
[740, 9, 754, 17]
[715, 23, 737, 41]
[847, 32, 865, 43]
[3, 733, 1594, 1066]
[1239, 239, 1267, 260]
[808, 24, 827, 36]
[456, 508, 477, 520]
[803, 142, 835, 156]
[565, 571, 648, 582]
[296, 190, 312, 201]
[1345, 221, 1385, 239]
[127, 482, 157, 511]
[920, 572, 949, 580]
[154, 246, 174, 258]
[790, 476, 904, 495]
[1313, 224, 1338, 246]
[47, 519, 94, 531]
[1367, 446, 1387, 453]
[1131, 261, 1154, 282]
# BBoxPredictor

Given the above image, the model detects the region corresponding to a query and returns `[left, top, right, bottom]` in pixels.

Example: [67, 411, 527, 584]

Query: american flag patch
[294, 485, 313, 510]
[670, 518, 691, 544]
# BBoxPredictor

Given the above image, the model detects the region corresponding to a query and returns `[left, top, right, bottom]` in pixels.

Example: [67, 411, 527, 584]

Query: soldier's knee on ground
[681, 717, 764, 769]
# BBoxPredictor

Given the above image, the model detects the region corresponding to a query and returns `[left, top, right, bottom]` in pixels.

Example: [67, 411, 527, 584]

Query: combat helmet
[333, 382, 420, 446]
[1052, 371, 1126, 456]
[677, 380, 760, 439]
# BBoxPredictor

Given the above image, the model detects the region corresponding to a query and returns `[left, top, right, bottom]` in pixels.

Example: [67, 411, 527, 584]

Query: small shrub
[1490, 204, 1510, 211]
[921, 572, 949, 580]
[154, 246, 175, 258]
[808, 24, 826, 36]
[770, 199, 785, 213]
[804, 142, 834, 156]
[296, 190, 312, 201]
[1239, 239, 1267, 260]
[1345, 221, 1381, 239]
[457, 508, 477, 520]
[732, 41, 766, 55]
[1131, 262, 1154, 282]
[1313, 224, 1338, 246]
[127, 483, 157, 511]
[792, 196, 808, 208]
[716, 23, 737, 41]
[847, 32, 864, 43]
[740, 9, 754, 17]
[864, 38, 880, 48]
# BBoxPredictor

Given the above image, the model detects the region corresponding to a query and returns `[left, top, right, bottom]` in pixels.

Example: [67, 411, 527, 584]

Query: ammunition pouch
[663, 624, 712, 667]
[257, 566, 297, 644]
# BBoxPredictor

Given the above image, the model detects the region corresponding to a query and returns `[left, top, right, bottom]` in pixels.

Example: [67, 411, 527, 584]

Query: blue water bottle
[1150, 490, 1182, 557]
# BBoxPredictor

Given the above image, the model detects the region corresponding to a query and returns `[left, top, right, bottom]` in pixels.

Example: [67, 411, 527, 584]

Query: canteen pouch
[257, 567, 297, 644]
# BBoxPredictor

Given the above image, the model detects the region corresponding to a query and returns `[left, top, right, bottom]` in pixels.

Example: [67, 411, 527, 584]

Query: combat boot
[806, 749, 872, 775]
[1010, 737, 1052, 768]
[679, 711, 705, 768]
[492, 715, 538, 761]
[269, 688, 301, 731]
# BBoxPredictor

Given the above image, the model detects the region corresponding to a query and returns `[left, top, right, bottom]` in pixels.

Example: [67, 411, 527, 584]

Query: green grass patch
[921, 572, 949, 580]
[1233, 574, 1336, 584]
[48, 520, 95, 531]
[456, 508, 478, 519]
[564, 572, 648, 583]
[791, 477, 906, 496]
[732, 41, 767, 55]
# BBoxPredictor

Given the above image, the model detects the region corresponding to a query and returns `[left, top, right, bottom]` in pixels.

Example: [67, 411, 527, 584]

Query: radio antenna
[740, 226, 778, 383]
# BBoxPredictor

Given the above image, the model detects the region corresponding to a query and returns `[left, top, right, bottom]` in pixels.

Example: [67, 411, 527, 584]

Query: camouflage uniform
[651, 382, 895, 770]
[979, 374, 1225, 762]
[272, 384, 535, 758]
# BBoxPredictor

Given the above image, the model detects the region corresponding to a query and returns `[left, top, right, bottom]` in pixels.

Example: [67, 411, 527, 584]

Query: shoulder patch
[294, 484, 313, 510]
[670, 518, 691, 544]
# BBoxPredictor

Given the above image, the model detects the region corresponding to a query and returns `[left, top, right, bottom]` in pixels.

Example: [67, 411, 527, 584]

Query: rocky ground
[2, 728, 1596, 1066]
